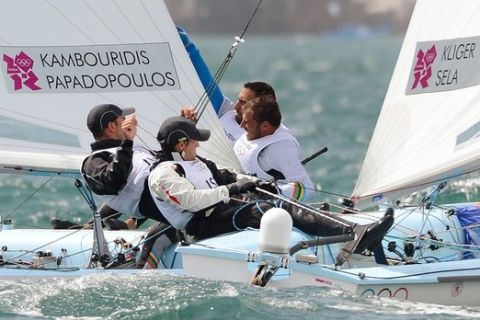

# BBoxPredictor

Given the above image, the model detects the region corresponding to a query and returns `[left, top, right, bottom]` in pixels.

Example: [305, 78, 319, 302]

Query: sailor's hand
[122, 113, 138, 140]
[227, 177, 258, 196]
[125, 218, 137, 230]
[257, 181, 278, 194]
[181, 107, 198, 122]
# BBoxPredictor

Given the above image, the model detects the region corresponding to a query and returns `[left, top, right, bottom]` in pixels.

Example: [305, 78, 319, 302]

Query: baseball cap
[87, 104, 135, 134]
[157, 116, 210, 145]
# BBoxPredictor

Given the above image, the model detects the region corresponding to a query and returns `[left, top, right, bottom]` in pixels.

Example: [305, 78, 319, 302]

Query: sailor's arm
[81, 140, 134, 195]
[149, 164, 230, 212]
[259, 140, 315, 201]
[177, 26, 224, 114]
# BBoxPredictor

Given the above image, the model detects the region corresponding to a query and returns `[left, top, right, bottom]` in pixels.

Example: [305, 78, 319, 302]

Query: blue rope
[232, 202, 258, 231]
[232, 200, 276, 231]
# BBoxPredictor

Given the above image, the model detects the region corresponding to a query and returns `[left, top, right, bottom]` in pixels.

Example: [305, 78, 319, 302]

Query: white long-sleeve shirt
[148, 159, 230, 229]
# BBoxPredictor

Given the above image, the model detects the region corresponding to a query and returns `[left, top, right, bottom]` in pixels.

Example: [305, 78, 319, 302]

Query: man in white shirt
[180, 81, 276, 146]
[217, 81, 276, 145]
[178, 27, 315, 201]
[234, 96, 315, 201]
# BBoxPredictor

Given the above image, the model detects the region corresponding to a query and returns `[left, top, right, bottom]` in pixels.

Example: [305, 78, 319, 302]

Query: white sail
[353, 0, 480, 209]
[0, 0, 239, 176]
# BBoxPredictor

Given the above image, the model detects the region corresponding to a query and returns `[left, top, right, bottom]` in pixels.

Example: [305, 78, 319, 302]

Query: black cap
[157, 116, 210, 146]
[87, 104, 135, 134]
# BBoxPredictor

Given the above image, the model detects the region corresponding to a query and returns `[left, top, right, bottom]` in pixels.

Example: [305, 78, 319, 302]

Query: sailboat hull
[176, 206, 479, 306]
[179, 230, 480, 306]
[182, 248, 480, 306]
[0, 205, 477, 306]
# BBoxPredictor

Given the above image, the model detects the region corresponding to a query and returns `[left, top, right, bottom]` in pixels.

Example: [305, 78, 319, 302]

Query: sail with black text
[353, 0, 480, 209]
[0, 0, 239, 177]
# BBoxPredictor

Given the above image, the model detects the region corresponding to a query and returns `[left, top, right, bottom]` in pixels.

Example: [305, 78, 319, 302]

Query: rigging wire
[194, 0, 264, 121]
[255, 187, 352, 227]
[3, 175, 55, 221]
[0, 227, 85, 265]
[74, 178, 97, 213]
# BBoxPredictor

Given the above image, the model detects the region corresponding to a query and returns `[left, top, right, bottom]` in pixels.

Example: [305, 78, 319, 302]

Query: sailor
[216, 81, 277, 144]
[147, 116, 261, 240]
[177, 27, 314, 201]
[147, 116, 394, 259]
[234, 96, 315, 201]
[52, 103, 146, 229]
[55, 103, 178, 268]
[81, 104, 151, 222]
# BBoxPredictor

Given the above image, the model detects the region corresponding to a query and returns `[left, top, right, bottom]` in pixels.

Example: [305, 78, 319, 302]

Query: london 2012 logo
[3, 51, 41, 91]
[411, 45, 437, 89]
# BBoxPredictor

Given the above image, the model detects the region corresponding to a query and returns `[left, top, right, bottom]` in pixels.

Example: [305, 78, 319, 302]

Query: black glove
[257, 181, 278, 194]
[227, 179, 258, 196]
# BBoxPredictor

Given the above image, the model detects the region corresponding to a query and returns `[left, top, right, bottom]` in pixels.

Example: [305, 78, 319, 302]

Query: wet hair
[244, 96, 281, 127]
[244, 82, 276, 99]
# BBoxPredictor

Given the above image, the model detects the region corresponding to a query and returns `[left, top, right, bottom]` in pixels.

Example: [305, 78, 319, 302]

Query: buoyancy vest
[148, 158, 219, 229]
[233, 126, 298, 181]
[219, 109, 245, 145]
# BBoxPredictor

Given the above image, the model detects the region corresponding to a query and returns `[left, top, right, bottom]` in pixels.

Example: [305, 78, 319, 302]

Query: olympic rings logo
[360, 287, 408, 300]
[15, 58, 32, 67]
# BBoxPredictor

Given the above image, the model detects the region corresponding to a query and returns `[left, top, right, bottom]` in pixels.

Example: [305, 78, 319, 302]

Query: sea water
[1, 36, 480, 319]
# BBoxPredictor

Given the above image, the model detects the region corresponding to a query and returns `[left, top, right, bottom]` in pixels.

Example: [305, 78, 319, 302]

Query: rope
[122, 224, 173, 255]
[194, 0, 264, 121]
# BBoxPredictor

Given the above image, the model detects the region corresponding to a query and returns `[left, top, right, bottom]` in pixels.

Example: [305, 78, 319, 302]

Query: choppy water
[2, 36, 480, 319]
[1, 273, 480, 320]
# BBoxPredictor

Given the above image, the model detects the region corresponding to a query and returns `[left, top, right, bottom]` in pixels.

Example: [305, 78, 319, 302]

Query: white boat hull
[0, 205, 478, 306]
[177, 206, 480, 306]
[180, 235, 480, 306]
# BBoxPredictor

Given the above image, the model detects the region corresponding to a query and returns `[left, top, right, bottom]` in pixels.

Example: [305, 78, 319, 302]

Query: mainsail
[353, 0, 480, 209]
[0, 0, 239, 176]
